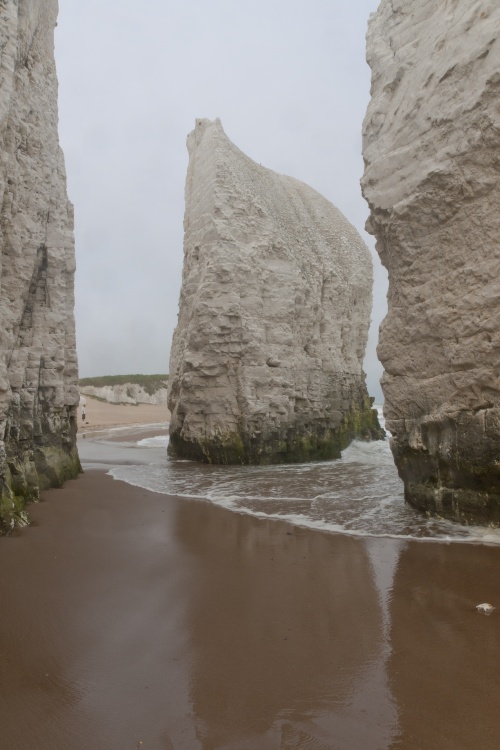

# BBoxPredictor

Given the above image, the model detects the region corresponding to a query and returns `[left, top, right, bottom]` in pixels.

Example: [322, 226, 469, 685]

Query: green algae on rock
[169, 395, 383, 466]
[0, 1, 80, 532]
[392, 411, 500, 526]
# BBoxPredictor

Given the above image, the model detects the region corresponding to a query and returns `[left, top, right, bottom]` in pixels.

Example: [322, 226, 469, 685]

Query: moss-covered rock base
[392, 410, 500, 525]
[169, 395, 383, 465]
[0, 406, 81, 535]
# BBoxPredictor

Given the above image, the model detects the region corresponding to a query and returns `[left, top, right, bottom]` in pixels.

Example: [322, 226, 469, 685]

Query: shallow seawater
[107, 407, 500, 546]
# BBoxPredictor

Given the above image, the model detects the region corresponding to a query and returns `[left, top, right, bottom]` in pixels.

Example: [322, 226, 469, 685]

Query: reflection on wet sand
[1, 467, 500, 748]
[0, 471, 401, 750]
[175, 500, 400, 749]
[389, 542, 500, 749]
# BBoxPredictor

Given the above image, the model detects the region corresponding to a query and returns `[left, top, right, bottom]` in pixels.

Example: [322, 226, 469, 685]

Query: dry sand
[1, 421, 500, 748]
[79, 394, 170, 433]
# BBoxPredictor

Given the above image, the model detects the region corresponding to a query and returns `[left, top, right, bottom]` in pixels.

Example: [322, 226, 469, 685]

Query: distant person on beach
[82, 400, 86, 422]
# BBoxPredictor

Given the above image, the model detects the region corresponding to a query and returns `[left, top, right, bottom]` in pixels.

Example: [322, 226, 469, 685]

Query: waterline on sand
[85, 407, 500, 546]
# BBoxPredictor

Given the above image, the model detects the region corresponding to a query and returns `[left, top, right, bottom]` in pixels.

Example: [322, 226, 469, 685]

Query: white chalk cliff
[80, 382, 168, 406]
[362, 0, 500, 521]
[0, 0, 80, 530]
[168, 119, 381, 464]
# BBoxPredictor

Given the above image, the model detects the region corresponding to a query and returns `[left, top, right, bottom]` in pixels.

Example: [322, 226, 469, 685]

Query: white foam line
[137, 435, 170, 447]
[209, 503, 500, 547]
[107, 468, 500, 547]
[108, 469, 209, 501]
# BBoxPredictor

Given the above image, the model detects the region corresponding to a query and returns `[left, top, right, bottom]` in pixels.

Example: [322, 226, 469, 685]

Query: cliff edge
[0, 0, 80, 531]
[168, 119, 382, 464]
[362, 0, 500, 522]
[79, 375, 169, 405]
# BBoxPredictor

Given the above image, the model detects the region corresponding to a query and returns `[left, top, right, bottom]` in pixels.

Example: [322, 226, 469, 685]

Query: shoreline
[1, 425, 500, 748]
[78, 394, 170, 436]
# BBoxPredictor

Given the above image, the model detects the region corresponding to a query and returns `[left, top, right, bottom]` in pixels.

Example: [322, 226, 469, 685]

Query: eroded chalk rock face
[80, 382, 169, 405]
[0, 1, 80, 531]
[362, 1, 500, 522]
[168, 119, 382, 464]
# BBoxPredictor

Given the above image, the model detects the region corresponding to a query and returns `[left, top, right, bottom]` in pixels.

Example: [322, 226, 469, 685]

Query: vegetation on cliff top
[79, 374, 168, 396]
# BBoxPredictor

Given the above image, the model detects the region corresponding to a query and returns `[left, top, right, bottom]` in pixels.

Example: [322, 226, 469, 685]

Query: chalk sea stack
[0, 0, 80, 532]
[362, 1, 500, 522]
[168, 119, 382, 465]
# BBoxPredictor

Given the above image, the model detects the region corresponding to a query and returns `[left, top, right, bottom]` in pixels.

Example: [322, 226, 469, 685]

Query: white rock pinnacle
[168, 119, 381, 464]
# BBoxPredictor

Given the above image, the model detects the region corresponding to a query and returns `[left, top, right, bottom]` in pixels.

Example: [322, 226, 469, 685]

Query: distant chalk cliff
[79, 375, 169, 405]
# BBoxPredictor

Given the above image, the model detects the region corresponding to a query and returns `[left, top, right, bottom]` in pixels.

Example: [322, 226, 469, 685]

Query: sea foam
[105, 408, 500, 546]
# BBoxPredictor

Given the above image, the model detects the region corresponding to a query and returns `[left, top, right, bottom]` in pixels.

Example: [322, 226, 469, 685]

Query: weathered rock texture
[80, 382, 168, 405]
[362, 1, 500, 522]
[168, 119, 381, 464]
[0, 0, 80, 531]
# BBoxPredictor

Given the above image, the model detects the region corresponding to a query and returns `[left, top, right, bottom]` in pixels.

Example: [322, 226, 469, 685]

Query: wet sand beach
[1, 429, 500, 748]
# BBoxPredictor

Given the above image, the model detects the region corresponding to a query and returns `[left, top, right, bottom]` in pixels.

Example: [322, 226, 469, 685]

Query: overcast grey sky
[55, 0, 386, 400]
